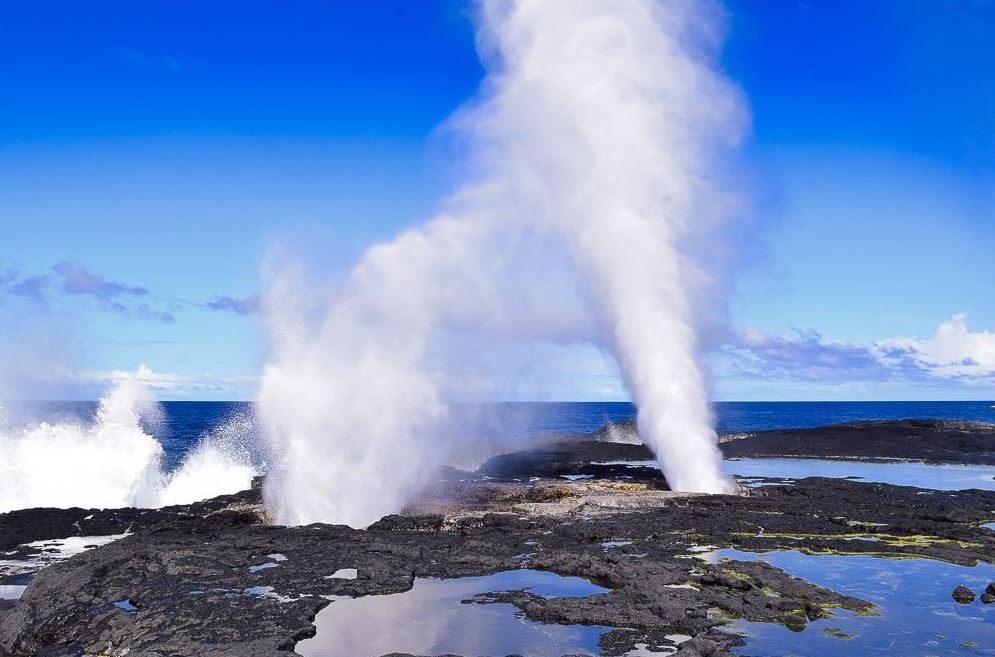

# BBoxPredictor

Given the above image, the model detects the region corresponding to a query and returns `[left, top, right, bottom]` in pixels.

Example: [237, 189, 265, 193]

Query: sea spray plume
[0, 376, 165, 512]
[157, 410, 259, 507]
[0, 271, 259, 510]
[0, 374, 258, 512]
[470, 0, 742, 493]
[257, 0, 741, 526]
[256, 227, 475, 527]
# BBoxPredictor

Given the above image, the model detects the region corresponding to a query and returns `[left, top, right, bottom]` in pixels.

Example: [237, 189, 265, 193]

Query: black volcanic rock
[952, 585, 976, 604]
[476, 418, 995, 486]
[0, 506, 156, 553]
[586, 418, 995, 465]
[722, 419, 995, 464]
[4, 427, 995, 656]
[2, 474, 995, 656]
[476, 439, 660, 482]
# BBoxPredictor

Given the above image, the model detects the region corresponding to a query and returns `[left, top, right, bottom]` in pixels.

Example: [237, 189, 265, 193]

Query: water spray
[259, 0, 742, 526]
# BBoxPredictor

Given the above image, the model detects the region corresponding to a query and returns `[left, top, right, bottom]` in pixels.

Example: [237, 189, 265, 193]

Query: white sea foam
[0, 376, 257, 513]
[157, 411, 258, 508]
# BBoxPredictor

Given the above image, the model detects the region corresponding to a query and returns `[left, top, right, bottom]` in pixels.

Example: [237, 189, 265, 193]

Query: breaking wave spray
[259, 0, 744, 527]
[0, 376, 257, 513]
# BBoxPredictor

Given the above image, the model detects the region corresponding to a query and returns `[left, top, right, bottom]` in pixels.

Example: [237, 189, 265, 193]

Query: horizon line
[6, 398, 994, 405]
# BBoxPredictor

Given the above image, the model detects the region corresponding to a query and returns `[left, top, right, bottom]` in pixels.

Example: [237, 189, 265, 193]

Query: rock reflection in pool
[700, 549, 995, 657]
[297, 569, 612, 657]
[726, 458, 995, 491]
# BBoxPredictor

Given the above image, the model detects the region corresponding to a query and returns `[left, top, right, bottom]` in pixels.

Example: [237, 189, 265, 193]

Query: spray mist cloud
[0, 375, 257, 513]
[259, 0, 744, 527]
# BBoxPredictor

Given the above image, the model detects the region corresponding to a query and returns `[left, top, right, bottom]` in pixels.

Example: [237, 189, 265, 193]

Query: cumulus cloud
[0, 262, 175, 323]
[53, 260, 147, 300]
[0, 270, 50, 307]
[718, 314, 995, 390]
[8, 275, 50, 304]
[879, 314, 995, 381]
[206, 294, 260, 315]
[3, 262, 269, 325]
[76, 364, 257, 400]
[719, 327, 889, 383]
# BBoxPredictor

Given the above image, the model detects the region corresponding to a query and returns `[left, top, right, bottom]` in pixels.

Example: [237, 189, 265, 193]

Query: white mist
[0, 376, 257, 513]
[258, 0, 743, 526]
[474, 0, 743, 493]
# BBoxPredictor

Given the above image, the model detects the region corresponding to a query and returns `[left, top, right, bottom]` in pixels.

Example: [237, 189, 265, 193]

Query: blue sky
[1, 0, 993, 401]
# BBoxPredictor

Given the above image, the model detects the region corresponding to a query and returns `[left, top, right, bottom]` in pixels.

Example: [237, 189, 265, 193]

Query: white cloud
[8, 317, 994, 403]
[878, 314, 995, 380]
[74, 365, 257, 400]
[74, 316, 995, 402]
[718, 314, 995, 396]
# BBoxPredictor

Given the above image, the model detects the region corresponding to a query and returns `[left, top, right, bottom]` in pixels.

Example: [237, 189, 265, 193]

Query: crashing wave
[0, 377, 257, 514]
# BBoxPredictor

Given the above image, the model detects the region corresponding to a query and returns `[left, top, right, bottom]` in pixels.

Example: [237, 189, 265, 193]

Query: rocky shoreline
[2, 420, 995, 657]
[587, 417, 995, 465]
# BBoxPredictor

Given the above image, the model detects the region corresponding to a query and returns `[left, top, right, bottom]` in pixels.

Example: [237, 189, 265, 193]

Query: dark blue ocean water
[21, 400, 995, 472]
[452, 400, 995, 438]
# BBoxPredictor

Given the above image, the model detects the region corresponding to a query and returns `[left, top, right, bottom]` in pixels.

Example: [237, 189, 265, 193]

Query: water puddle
[298, 569, 613, 657]
[581, 458, 995, 491]
[113, 599, 138, 613]
[0, 534, 128, 598]
[699, 548, 995, 656]
[627, 637, 691, 656]
[591, 460, 658, 468]
[243, 585, 301, 602]
[248, 562, 279, 572]
[0, 585, 26, 600]
[726, 458, 995, 491]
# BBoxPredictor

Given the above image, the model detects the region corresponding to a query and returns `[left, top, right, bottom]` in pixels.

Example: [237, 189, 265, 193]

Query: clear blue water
[454, 400, 995, 437]
[16, 400, 995, 471]
[728, 458, 995, 491]
[702, 549, 995, 657]
[298, 570, 614, 657]
[451, 400, 995, 441]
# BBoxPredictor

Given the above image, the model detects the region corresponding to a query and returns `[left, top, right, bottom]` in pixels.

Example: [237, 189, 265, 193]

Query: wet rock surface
[588, 418, 995, 464]
[2, 423, 995, 657]
[0, 482, 265, 557]
[478, 419, 995, 485]
[722, 419, 995, 464]
[478, 440, 665, 483]
[952, 585, 977, 604]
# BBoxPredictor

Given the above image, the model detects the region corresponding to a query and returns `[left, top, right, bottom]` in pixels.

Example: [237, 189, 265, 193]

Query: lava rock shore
[2, 421, 995, 657]
[582, 418, 995, 465]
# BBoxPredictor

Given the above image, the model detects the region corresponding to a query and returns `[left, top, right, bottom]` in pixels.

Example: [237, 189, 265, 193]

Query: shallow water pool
[726, 458, 995, 491]
[0, 585, 26, 600]
[699, 548, 995, 656]
[0, 533, 128, 598]
[297, 569, 613, 657]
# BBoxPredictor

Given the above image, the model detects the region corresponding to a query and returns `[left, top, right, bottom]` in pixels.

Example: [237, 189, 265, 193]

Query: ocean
[19, 399, 995, 472]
